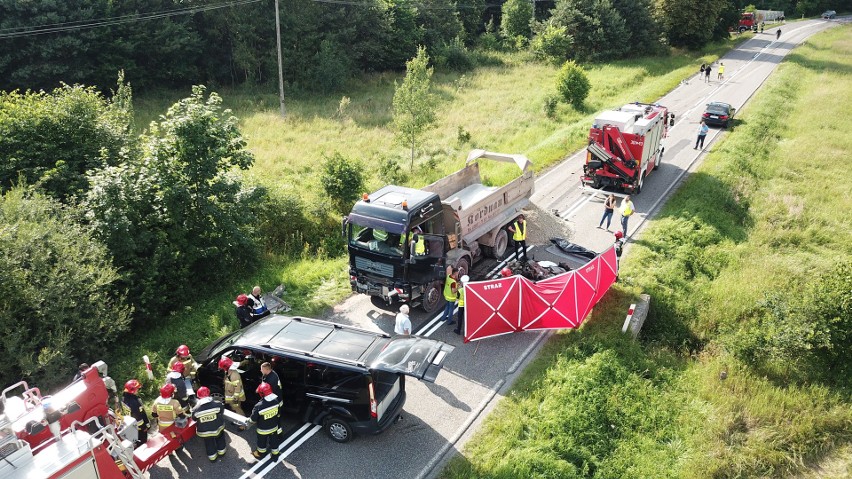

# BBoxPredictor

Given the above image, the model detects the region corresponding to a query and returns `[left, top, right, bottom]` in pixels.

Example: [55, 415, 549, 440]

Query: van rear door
[369, 337, 455, 382]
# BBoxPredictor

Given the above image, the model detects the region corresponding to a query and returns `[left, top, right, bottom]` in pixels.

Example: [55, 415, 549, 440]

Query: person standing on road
[248, 383, 281, 461]
[699, 63, 706, 78]
[193, 387, 227, 462]
[441, 266, 458, 325]
[776, 29, 781, 40]
[508, 214, 528, 261]
[704, 64, 712, 83]
[453, 275, 469, 336]
[695, 120, 709, 150]
[718, 62, 725, 80]
[395, 304, 412, 336]
[598, 194, 616, 230]
[620, 196, 635, 238]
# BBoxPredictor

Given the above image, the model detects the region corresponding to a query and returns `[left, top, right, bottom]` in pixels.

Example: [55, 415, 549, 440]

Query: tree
[0, 186, 131, 388]
[556, 60, 591, 108]
[550, 0, 630, 61]
[321, 152, 366, 213]
[393, 47, 436, 171]
[501, 0, 535, 39]
[656, 0, 725, 49]
[531, 22, 574, 65]
[85, 86, 258, 320]
[0, 79, 135, 203]
[610, 0, 663, 56]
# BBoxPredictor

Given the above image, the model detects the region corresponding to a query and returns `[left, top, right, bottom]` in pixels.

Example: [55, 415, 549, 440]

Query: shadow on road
[425, 381, 472, 412]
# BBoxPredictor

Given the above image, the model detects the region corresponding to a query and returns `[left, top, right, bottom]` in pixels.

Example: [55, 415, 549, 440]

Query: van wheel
[421, 281, 444, 313]
[324, 417, 353, 443]
[488, 229, 508, 259]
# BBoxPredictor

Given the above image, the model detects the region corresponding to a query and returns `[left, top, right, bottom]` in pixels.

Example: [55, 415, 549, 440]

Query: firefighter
[248, 383, 281, 461]
[234, 294, 254, 328]
[151, 383, 186, 430]
[192, 387, 227, 462]
[218, 357, 247, 420]
[166, 362, 191, 408]
[96, 362, 121, 412]
[168, 345, 198, 383]
[122, 379, 149, 446]
[508, 214, 528, 261]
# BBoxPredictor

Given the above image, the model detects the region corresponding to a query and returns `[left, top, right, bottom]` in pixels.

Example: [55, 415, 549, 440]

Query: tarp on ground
[463, 245, 619, 343]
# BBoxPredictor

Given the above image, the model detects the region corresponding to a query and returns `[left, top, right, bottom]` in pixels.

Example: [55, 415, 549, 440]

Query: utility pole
[274, 0, 286, 117]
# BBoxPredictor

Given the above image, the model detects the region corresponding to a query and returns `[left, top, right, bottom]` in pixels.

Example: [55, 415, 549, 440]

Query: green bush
[433, 37, 474, 72]
[321, 152, 365, 214]
[310, 39, 353, 93]
[543, 94, 559, 118]
[377, 156, 409, 185]
[531, 23, 574, 65]
[501, 0, 534, 39]
[555, 60, 591, 109]
[0, 186, 131, 388]
[478, 19, 503, 51]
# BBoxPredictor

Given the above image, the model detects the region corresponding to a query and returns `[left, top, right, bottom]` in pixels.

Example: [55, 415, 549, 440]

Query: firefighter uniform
[250, 394, 282, 458]
[224, 369, 246, 416]
[193, 397, 227, 461]
[168, 355, 198, 380]
[151, 397, 185, 429]
[122, 391, 150, 445]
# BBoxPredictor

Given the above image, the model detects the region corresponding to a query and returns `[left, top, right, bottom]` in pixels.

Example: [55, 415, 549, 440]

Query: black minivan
[196, 315, 454, 442]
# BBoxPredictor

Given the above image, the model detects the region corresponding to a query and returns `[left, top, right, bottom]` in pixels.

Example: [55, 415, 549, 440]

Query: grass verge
[441, 25, 852, 479]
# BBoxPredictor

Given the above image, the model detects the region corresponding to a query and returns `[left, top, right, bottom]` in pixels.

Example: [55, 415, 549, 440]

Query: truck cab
[346, 186, 449, 312]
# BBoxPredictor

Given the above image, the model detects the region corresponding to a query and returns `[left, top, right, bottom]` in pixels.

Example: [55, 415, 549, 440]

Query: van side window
[277, 357, 305, 385]
[305, 364, 362, 388]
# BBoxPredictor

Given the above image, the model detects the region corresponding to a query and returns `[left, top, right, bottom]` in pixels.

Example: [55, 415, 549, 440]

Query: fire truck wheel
[421, 281, 444, 313]
[654, 152, 662, 170]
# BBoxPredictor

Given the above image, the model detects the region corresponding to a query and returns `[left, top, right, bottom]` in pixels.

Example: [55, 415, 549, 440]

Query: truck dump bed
[423, 150, 534, 244]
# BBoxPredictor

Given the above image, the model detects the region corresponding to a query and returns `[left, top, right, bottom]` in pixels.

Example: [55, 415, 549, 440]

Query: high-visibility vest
[622, 201, 634, 216]
[374, 229, 388, 241]
[414, 235, 426, 255]
[152, 398, 183, 428]
[443, 275, 457, 302]
[512, 221, 526, 241]
[458, 287, 465, 307]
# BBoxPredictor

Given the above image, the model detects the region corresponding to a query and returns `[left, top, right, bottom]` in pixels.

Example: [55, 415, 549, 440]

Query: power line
[0, 0, 263, 39]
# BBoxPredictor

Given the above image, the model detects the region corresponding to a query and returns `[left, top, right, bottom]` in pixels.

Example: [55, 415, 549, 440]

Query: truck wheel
[635, 174, 645, 195]
[654, 150, 663, 170]
[324, 417, 353, 443]
[455, 257, 471, 279]
[739, 26, 747, 33]
[488, 229, 508, 259]
[421, 281, 444, 313]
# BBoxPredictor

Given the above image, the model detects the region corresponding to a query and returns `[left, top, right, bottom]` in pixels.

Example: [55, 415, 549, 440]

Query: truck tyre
[635, 173, 645, 195]
[421, 281, 444, 313]
[738, 26, 748, 33]
[654, 149, 663, 170]
[487, 229, 509, 259]
[455, 257, 471, 279]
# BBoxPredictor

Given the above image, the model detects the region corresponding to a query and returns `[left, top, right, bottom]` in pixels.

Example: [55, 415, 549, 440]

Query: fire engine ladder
[79, 418, 145, 479]
[587, 141, 635, 183]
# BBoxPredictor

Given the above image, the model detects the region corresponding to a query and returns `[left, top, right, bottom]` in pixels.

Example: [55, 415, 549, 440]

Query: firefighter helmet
[614, 231, 624, 240]
[171, 361, 185, 374]
[197, 387, 211, 398]
[236, 294, 248, 306]
[124, 379, 142, 394]
[500, 267, 513, 277]
[159, 383, 176, 398]
[218, 357, 234, 371]
[176, 345, 190, 357]
[256, 382, 273, 398]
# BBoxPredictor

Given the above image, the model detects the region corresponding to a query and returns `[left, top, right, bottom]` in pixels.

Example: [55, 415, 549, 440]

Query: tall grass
[442, 26, 852, 479]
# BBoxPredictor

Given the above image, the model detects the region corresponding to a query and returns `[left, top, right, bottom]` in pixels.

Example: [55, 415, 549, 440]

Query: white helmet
[461, 275, 470, 283]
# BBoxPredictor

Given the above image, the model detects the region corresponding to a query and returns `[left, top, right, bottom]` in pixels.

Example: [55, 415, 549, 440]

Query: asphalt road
[147, 18, 840, 479]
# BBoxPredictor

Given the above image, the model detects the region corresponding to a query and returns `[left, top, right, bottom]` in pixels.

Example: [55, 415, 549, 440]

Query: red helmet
[256, 382, 272, 398]
[159, 383, 176, 398]
[614, 231, 624, 240]
[500, 267, 513, 277]
[197, 387, 211, 398]
[124, 379, 142, 394]
[171, 362, 185, 374]
[236, 294, 248, 306]
[176, 345, 190, 357]
[218, 357, 234, 371]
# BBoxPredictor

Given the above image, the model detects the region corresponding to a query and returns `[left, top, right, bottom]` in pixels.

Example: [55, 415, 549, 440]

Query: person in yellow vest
[620, 195, 635, 238]
[441, 266, 458, 325]
[168, 344, 198, 390]
[717, 62, 725, 81]
[453, 275, 469, 336]
[410, 226, 426, 256]
[508, 214, 528, 261]
[151, 383, 186, 431]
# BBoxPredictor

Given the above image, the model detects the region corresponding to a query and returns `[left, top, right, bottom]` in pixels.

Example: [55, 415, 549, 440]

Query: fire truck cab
[582, 102, 674, 195]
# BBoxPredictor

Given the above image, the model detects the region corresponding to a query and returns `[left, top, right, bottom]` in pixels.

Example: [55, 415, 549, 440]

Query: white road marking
[251, 425, 322, 478]
[238, 422, 316, 479]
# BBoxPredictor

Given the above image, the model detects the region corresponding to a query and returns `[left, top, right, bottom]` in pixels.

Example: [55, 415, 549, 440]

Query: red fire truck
[581, 102, 674, 195]
[0, 362, 196, 479]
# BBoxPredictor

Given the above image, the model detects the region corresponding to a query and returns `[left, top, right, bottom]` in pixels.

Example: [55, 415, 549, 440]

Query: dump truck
[581, 102, 674, 195]
[345, 150, 534, 312]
